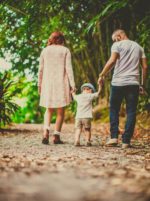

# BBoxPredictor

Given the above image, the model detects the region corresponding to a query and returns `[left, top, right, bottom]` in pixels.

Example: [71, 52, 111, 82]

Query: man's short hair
[112, 29, 127, 41]
[112, 29, 126, 36]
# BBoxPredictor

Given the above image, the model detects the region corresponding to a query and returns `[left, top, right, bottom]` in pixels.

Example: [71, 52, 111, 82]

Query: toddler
[72, 83, 101, 146]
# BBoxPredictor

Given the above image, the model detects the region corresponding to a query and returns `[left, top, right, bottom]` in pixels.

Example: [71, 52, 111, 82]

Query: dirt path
[0, 124, 150, 201]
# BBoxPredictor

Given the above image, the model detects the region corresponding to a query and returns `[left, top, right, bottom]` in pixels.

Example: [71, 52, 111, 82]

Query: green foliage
[12, 81, 45, 123]
[136, 16, 150, 113]
[0, 72, 19, 127]
[0, 0, 149, 123]
[85, 0, 129, 33]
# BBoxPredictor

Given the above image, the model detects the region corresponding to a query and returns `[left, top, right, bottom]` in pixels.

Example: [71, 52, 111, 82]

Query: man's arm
[140, 58, 148, 87]
[98, 52, 119, 84]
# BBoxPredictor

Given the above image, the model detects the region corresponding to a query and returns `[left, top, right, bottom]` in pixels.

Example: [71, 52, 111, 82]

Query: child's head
[81, 83, 96, 94]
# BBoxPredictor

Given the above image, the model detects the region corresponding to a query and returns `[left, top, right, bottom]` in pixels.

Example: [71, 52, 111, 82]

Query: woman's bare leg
[43, 108, 54, 137]
[53, 107, 65, 143]
[54, 107, 65, 132]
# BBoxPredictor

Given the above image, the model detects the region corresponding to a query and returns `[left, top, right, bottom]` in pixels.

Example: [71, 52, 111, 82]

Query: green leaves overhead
[0, 0, 149, 122]
[85, 0, 129, 33]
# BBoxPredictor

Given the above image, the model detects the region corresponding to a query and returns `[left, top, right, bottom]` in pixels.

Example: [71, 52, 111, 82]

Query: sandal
[53, 134, 63, 144]
[42, 137, 49, 145]
[42, 129, 49, 145]
[74, 142, 80, 146]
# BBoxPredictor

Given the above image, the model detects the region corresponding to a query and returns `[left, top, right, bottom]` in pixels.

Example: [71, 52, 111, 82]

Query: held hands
[98, 75, 105, 87]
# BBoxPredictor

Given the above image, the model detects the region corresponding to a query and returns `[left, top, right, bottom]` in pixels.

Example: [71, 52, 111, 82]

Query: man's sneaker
[122, 143, 131, 149]
[105, 138, 118, 146]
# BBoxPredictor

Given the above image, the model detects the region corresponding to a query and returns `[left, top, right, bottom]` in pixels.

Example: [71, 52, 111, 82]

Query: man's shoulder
[116, 40, 143, 50]
[121, 40, 140, 47]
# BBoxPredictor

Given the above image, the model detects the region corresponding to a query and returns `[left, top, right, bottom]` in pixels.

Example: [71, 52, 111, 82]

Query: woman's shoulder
[45, 45, 70, 52]
[57, 46, 70, 53]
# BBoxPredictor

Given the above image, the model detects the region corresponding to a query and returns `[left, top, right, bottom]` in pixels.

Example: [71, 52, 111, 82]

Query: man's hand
[97, 53, 118, 86]
[98, 76, 104, 86]
[139, 85, 147, 96]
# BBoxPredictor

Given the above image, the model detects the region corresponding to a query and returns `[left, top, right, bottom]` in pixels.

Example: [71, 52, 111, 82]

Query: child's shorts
[75, 118, 91, 129]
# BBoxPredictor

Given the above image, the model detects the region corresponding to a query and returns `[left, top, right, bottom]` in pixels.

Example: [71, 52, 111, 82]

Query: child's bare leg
[85, 128, 92, 146]
[85, 128, 91, 141]
[75, 128, 81, 145]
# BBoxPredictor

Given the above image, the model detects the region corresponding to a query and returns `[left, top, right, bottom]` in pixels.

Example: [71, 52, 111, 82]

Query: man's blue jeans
[110, 85, 139, 144]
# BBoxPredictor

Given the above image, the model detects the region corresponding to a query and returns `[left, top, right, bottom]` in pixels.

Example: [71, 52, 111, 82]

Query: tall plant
[0, 72, 19, 127]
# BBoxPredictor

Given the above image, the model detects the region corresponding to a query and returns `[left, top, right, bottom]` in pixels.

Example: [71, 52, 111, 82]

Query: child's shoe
[74, 141, 80, 146]
[86, 141, 92, 146]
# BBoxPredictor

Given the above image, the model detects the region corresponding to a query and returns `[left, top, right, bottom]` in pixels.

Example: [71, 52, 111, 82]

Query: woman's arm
[38, 51, 44, 94]
[65, 49, 75, 90]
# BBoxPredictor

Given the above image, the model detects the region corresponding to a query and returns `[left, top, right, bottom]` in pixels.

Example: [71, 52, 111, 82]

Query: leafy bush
[0, 72, 19, 127]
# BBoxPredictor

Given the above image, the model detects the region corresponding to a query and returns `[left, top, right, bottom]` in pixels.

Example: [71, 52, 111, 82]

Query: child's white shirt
[73, 92, 99, 119]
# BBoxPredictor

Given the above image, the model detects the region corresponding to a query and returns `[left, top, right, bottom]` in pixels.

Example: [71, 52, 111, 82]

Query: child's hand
[98, 80, 103, 89]
[71, 87, 76, 94]
[97, 83, 103, 94]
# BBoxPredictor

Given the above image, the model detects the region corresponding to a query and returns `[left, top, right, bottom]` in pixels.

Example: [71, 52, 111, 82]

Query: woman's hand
[38, 86, 41, 94]
[71, 87, 76, 94]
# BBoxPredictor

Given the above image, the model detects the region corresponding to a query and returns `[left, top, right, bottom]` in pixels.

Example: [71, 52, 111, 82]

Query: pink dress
[38, 45, 75, 108]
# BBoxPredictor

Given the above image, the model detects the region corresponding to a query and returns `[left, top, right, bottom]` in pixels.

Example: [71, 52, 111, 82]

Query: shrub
[0, 72, 19, 127]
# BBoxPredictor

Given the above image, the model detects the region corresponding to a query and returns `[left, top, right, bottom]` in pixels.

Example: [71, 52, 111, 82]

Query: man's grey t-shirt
[111, 40, 146, 86]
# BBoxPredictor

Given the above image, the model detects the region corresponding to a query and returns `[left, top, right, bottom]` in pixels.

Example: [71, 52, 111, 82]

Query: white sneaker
[122, 143, 130, 149]
[105, 138, 118, 146]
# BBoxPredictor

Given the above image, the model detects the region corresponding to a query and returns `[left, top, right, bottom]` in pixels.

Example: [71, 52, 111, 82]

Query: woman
[38, 31, 75, 145]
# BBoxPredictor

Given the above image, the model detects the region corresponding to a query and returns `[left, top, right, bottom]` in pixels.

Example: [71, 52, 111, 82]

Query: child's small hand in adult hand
[98, 76, 104, 86]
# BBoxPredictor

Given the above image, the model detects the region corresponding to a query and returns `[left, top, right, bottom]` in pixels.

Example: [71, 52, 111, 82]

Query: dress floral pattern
[38, 45, 75, 108]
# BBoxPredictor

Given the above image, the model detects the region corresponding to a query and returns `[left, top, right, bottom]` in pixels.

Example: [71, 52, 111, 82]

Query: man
[98, 29, 148, 148]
